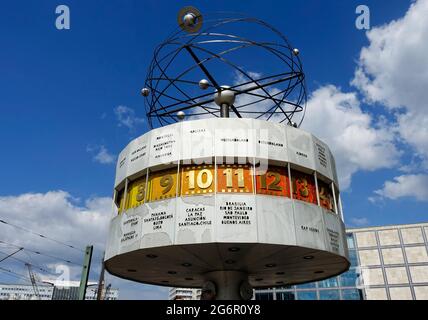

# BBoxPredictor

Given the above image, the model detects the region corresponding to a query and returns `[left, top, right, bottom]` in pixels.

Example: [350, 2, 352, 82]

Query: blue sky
[0, 0, 427, 299]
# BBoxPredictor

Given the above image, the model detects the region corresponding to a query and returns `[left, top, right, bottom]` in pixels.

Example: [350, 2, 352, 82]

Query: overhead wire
[0, 266, 49, 286]
[0, 240, 82, 266]
[0, 218, 84, 253]
[0, 249, 57, 275]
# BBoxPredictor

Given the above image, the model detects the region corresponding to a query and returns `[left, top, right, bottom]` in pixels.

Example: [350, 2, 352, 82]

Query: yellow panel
[125, 176, 147, 210]
[148, 168, 179, 202]
[181, 165, 215, 196]
[116, 189, 125, 215]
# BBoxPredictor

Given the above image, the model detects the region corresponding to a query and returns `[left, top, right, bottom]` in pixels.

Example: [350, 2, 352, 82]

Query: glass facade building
[256, 232, 363, 300]
[170, 222, 428, 300]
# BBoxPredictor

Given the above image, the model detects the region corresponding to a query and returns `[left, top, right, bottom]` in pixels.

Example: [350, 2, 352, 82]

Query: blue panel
[296, 282, 316, 289]
[297, 291, 317, 300]
[319, 290, 340, 300]
[339, 268, 360, 287]
[318, 277, 339, 288]
[341, 289, 363, 300]
[255, 292, 274, 300]
[276, 291, 296, 300]
[349, 249, 359, 267]
[346, 233, 355, 249]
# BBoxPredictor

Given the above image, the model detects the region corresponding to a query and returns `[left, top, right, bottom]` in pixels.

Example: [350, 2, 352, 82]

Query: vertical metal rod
[112, 189, 118, 216]
[338, 193, 345, 221]
[96, 253, 106, 300]
[123, 178, 129, 212]
[144, 169, 149, 203]
[78, 245, 93, 300]
[314, 172, 320, 206]
[331, 182, 339, 216]
[220, 103, 230, 118]
[287, 163, 293, 199]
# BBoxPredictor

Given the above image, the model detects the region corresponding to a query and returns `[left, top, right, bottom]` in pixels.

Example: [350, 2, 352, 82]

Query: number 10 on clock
[181, 165, 215, 196]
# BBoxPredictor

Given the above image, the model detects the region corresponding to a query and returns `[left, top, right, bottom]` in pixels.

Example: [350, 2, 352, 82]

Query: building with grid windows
[0, 284, 54, 300]
[170, 222, 428, 300]
[169, 287, 201, 300]
[0, 281, 119, 300]
[257, 222, 428, 300]
[350, 222, 428, 300]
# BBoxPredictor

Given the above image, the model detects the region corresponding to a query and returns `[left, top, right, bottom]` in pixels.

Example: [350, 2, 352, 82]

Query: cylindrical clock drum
[104, 118, 350, 299]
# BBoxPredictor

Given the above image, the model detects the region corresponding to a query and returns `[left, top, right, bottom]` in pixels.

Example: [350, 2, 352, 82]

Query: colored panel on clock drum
[291, 170, 317, 205]
[181, 165, 215, 196]
[126, 176, 148, 210]
[116, 189, 125, 214]
[148, 169, 179, 201]
[256, 166, 290, 197]
[318, 179, 335, 212]
[217, 164, 254, 194]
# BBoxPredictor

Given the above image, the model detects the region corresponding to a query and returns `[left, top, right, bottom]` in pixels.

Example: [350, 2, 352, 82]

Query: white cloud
[397, 113, 428, 165]
[0, 190, 111, 286]
[93, 146, 115, 165]
[349, 217, 370, 227]
[87, 145, 115, 165]
[374, 174, 428, 201]
[302, 85, 401, 189]
[114, 105, 145, 131]
[0, 191, 165, 299]
[352, 0, 428, 167]
[0, 191, 111, 256]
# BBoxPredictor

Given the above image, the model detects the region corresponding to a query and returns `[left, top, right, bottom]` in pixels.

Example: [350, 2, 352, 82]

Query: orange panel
[148, 168, 179, 202]
[291, 170, 317, 205]
[318, 179, 335, 212]
[181, 164, 215, 196]
[256, 166, 290, 197]
[217, 164, 254, 194]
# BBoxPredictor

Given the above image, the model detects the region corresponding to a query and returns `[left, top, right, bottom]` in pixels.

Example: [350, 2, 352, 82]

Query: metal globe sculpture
[143, 12, 307, 128]
[105, 7, 349, 300]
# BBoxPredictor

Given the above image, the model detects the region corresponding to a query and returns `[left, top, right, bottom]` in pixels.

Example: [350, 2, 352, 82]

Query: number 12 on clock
[256, 166, 290, 197]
